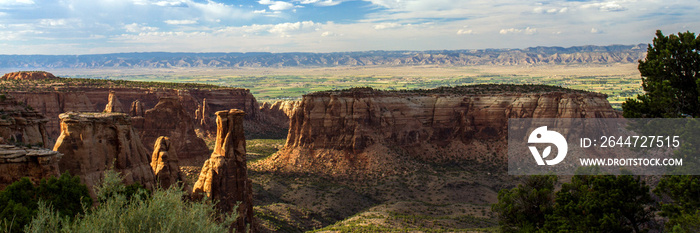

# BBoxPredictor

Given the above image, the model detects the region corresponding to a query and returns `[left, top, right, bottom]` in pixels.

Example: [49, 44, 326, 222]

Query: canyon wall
[131, 96, 210, 164]
[0, 94, 50, 147]
[265, 86, 621, 176]
[8, 86, 269, 143]
[0, 94, 61, 189]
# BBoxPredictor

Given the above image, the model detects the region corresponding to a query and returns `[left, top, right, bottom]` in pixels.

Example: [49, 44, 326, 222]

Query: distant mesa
[1, 71, 57, 80]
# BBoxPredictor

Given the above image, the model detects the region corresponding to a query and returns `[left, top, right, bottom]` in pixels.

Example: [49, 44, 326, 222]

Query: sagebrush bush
[25, 170, 238, 233]
[0, 172, 91, 232]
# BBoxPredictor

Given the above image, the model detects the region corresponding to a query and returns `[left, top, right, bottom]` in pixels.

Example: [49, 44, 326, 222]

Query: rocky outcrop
[194, 98, 213, 136]
[151, 136, 186, 189]
[8, 86, 270, 141]
[0, 145, 62, 189]
[6, 91, 94, 144]
[266, 85, 621, 176]
[0, 94, 61, 189]
[132, 97, 210, 164]
[0, 94, 50, 147]
[53, 112, 156, 196]
[104, 91, 124, 113]
[1, 71, 57, 80]
[259, 100, 297, 130]
[192, 109, 254, 232]
[129, 100, 145, 117]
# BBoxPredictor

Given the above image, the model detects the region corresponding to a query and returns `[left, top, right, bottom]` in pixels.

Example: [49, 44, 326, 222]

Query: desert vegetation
[0, 170, 237, 233]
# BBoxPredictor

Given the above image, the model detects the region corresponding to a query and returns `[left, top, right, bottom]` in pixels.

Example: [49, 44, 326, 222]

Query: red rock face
[8, 87, 267, 142]
[268, 86, 621, 176]
[0, 145, 62, 190]
[0, 94, 61, 189]
[0, 94, 50, 147]
[53, 112, 156, 197]
[132, 97, 210, 164]
[192, 109, 254, 232]
[259, 100, 297, 130]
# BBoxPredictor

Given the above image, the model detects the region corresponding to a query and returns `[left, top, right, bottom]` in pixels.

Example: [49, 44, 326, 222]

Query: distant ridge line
[0, 44, 646, 69]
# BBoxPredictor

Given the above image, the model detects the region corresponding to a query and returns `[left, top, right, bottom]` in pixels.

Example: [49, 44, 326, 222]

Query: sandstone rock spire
[150, 136, 187, 189]
[129, 100, 145, 117]
[104, 91, 124, 113]
[192, 109, 254, 232]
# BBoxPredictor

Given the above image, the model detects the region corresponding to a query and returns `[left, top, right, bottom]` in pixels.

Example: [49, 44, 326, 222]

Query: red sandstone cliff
[263, 86, 621, 176]
[53, 112, 156, 196]
[0, 94, 50, 147]
[259, 100, 297, 130]
[132, 96, 210, 164]
[0, 94, 61, 189]
[8, 86, 268, 142]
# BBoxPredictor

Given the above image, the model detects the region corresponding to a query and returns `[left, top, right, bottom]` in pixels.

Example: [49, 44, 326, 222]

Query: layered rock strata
[151, 136, 186, 189]
[268, 85, 622, 176]
[8, 87, 265, 141]
[131, 97, 210, 163]
[259, 100, 297, 130]
[0, 94, 50, 147]
[0, 145, 62, 189]
[192, 109, 254, 232]
[53, 112, 156, 196]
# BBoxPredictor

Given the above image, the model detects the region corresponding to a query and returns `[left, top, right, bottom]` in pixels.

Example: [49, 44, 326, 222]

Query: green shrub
[0, 172, 91, 232]
[26, 169, 238, 233]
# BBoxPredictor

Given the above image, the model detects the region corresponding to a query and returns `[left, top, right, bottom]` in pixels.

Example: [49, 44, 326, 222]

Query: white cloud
[40, 19, 67, 27]
[500, 27, 537, 35]
[321, 31, 339, 37]
[164, 19, 198, 25]
[269, 1, 294, 10]
[456, 29, 473, 35]
[269, 21, 320, 35]
[581, 1, 627, 12]
[373, 22, 401, 30]
[259, 0, 295, 11]
[298, 0, 343, 6]
[124, 23, 159, 33]
[533, 7, 568, 14]
[0, 0, 34, 5]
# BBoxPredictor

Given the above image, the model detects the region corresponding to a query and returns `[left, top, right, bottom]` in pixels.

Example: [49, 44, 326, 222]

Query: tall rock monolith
[192, 109, 254, 232]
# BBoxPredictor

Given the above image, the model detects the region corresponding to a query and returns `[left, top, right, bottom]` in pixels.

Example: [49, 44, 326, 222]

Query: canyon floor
[183, 138, 517, 232]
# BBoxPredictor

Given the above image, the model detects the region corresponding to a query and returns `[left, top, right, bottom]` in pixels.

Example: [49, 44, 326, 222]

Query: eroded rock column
[151, 136, 187, 189]
[192, 109, 254, 232]
[53, 112, 156, 196]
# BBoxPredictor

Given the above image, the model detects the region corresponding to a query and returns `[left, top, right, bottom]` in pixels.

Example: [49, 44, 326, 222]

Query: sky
[0, 0, 698, 54]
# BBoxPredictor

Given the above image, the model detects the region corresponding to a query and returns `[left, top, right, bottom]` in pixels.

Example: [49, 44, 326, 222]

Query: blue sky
[0, 0, 698, 54]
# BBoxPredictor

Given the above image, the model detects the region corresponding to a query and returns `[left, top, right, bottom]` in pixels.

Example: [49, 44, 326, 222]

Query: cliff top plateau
[311, 84, 602, 97]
